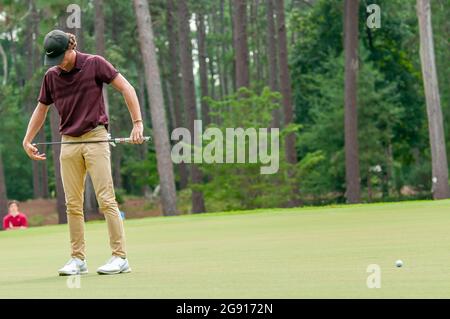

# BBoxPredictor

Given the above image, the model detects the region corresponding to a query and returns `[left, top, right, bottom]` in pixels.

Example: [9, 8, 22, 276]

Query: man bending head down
[22, 30, 144, 276]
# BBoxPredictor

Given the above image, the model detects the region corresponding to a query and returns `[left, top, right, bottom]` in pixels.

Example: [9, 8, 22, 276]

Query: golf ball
[395, 260, 403, 267]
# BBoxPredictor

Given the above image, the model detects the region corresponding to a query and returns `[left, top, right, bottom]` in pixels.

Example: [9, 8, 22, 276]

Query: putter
[33, 136, 152, 147]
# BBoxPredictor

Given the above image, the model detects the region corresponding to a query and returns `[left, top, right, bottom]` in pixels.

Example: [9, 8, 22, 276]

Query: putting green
[1, 199, 450, 298]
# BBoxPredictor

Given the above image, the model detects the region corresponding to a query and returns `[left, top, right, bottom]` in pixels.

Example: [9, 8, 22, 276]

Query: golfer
[22, 30, 144, 275]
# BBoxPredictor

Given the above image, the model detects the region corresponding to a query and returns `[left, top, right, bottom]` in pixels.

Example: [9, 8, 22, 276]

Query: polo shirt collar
[57, 51, 87, 75]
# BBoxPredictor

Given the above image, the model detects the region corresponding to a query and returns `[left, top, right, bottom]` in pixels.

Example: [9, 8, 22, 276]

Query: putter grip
[113, 137, 151, 144]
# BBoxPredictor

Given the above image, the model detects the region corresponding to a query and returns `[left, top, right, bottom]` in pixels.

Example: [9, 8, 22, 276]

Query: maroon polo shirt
[38, 51, 119, 137]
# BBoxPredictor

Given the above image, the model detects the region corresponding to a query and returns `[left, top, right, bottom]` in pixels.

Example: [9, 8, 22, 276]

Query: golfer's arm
[23, 103, 50, 145]
[110, 74, 143, 123]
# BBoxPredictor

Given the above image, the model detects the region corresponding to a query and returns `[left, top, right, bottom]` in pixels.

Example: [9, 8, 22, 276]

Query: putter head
[107, 133, 116, 147]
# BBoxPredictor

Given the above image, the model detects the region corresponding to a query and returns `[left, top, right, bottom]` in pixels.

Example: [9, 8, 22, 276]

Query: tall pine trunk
[136, 69, 151, 197]
[28, 0, 48, 198]
[251, 0, 263, 85]
[233, 0, 250, 88]
[275, 0, 300, 206]
[417, 0, 450, 199]
[229, 0, 237, 92]
[196, 13, 211, 125]
[166, 0, 189, 189]
[0, 43, 7, 85]
[266, 0, 280, 128]
[343, 0, 361, 203]
[134, 0, 179, 215]
[177, 0, 206, 213]
[0, 151, 8, 225]
[219, 0, 229, 98]
[94, 0, 109, 117]
[50, 109, 67, 224]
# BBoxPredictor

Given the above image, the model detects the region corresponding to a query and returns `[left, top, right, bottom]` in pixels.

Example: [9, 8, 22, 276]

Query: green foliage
[0, 85, 33, 200]
[290, 0, 436, 201]
[28, 214, 45, 227]
[200, 88, 321, 211]
[121, 149, 159, 195]
[115, 188, 125, 205]
[0, 0, 448, 211]
[297, 51, 404, 200]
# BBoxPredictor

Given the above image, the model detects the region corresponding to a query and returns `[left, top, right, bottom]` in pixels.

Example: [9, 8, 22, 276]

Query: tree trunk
[266, 0, 280, 128]
[112, 148, 122, 189]
[83, 175, 98, 219]
[0, 151, 8, 225]
[166, 0, 189, 190]
[208, 48, 216, 101]
[0, 43, 6, 86]
[343, 0, 361, 204]
[9, 30, 20, 86]
[95, 0, 109, 117]
[25, 2, 34, 83]
[32, 129, 49, 198]
[252, 0, 263, 85]
[233, 0, 250, 89]
[40, 132, 49, 199]
[50, 109, 67, 224]
[206, 9, 217, 99]
[196, 13, 211, 125]
[136, 69, 150, 196]
[26, 0, 47, 199]
[417, 0, 450, 199]
[35, 3, 49, 198]
[220, 0, 229, 97]
[134, 0, 179, 215]
[275, 0, 300, 206]
[94, 0, 105, 57]
[229, 0, 237, 92]
[138, 71, 148, 123]
[159, 58, 175, 137]
[74, 17, 84, 51]
[177, 0, 206, 213]
[383, 143, 393, 198]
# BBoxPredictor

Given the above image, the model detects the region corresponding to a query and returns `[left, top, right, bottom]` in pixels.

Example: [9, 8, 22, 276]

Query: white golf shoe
[58, 258, 88, 276]
[97, 256, 131, 275]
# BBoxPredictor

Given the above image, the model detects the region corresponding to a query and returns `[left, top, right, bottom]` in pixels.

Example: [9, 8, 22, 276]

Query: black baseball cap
[43, 30, 69, 66]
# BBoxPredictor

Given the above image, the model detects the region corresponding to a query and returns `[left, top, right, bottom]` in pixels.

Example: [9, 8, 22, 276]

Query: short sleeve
[21, 215, 28, 227]
[95, 56, 119, 84]
[38, 72, 54, 105]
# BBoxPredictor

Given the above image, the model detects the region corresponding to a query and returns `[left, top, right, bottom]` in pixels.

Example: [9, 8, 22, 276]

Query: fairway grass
[1, 199, 450, 298]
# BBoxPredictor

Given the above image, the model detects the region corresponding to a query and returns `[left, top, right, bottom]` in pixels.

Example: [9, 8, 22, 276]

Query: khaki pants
[60, 125, 126, 260]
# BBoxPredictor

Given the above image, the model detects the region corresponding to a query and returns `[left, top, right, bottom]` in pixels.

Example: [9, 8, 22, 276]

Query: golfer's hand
[23, 141, 46, 161]
[130, 121, 144, 144]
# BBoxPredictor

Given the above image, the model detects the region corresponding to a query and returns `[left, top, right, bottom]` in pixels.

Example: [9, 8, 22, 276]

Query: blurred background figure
[2, 201, 28, 231]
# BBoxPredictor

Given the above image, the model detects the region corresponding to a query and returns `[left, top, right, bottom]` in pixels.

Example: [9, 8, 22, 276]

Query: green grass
[1, 199, 450, 298]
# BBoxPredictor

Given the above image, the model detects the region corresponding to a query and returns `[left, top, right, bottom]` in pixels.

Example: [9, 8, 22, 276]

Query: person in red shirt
[3, 201, 28, 231]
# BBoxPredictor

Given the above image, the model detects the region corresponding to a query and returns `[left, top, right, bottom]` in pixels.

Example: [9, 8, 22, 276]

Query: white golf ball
[395, 260, 403, 267]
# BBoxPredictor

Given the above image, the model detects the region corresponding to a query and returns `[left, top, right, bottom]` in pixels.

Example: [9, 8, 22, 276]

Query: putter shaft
[33, 136, 151, 146]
